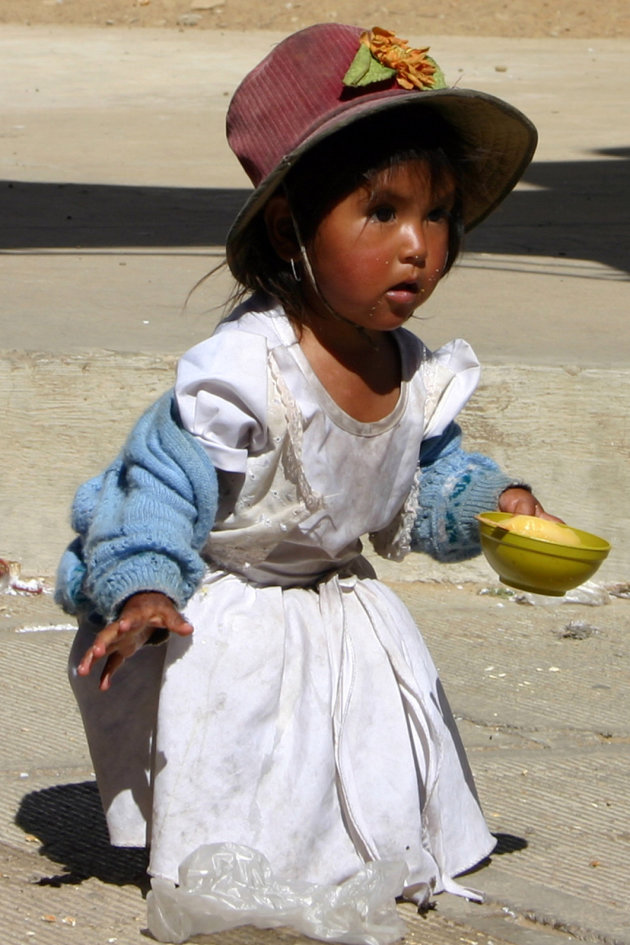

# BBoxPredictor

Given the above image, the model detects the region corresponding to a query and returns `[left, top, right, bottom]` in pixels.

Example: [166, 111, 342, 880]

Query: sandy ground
[3, 0, 630, 38]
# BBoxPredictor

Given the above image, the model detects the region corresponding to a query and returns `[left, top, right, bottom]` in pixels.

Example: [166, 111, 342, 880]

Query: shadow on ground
[14, 781, 527, 892]
[492, 832, 528, 855]
[15, 781, 149, 888]
[2, 148, 629, 276]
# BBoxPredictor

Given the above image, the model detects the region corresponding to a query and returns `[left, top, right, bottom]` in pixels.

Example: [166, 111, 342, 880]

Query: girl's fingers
[77, 631, 117, 673]
[77, 649, 96, 676]
[77, 607, 193, 681]
[119, 604, 192, 636]
[539, 510, 565, 523]
[90, 634, 115, 659]
[76, 623, 131, 676]
[170, 616, 194, 636]
[99, 651, 125, 691]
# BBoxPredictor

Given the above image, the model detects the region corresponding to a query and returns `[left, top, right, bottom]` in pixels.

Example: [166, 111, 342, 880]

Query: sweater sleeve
[410, 422, 528, 561]
[55, 391, 218, 620]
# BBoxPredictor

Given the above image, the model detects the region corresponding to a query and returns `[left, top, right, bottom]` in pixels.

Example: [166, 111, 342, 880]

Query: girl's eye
[371, 205, 396, 223]
[428, 206, 451, 224]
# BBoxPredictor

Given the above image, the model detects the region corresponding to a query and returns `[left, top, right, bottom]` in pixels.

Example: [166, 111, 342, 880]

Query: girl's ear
[264, 194, 299, 261]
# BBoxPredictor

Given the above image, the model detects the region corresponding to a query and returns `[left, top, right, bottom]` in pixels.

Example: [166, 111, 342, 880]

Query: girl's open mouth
[385, 282, 420, 303]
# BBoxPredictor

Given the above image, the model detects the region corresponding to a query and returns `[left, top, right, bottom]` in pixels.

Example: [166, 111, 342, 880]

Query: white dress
[69, 303, 495, 937]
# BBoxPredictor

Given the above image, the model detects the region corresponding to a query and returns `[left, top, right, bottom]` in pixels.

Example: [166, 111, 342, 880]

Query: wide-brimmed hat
[225, 23, 537, 282]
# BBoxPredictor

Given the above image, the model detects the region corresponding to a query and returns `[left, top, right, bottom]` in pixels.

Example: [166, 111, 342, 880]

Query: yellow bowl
[477, 512, 611, 596]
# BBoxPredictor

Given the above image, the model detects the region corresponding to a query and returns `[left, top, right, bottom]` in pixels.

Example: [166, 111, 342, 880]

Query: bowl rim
[476, 511, 611, 553]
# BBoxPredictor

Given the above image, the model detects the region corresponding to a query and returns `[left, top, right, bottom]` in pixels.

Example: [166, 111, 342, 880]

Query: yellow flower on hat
[343, 27, 446, 91]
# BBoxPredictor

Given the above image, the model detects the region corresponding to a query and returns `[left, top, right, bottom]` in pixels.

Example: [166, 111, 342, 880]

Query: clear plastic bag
[514, 579, 611, 607]
[147, 842, 408, 945]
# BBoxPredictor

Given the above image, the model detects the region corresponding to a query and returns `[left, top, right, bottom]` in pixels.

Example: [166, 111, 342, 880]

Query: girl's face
[306, 158, 455, 332]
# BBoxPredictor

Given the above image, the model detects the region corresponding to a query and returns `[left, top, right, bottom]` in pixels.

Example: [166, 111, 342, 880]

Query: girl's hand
[77, 591, 194, 691]
[498, 487, 563, 522]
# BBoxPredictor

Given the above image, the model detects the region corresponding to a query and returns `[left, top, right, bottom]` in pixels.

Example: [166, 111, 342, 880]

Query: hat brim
[225, 85, 537, 283]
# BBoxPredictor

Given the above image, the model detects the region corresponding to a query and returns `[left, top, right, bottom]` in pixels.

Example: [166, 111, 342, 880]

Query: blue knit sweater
[55, 389, 518, 620]
[55, 391, 218, 620]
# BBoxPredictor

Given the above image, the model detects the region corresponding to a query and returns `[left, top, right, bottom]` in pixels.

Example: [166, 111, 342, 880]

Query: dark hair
[234, 106, 478, 323]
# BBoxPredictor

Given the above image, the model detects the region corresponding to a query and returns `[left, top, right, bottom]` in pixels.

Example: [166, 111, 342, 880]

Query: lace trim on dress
[418, 346, 442, 425]
[202, 352, 324, 574]
[369, 467, 420, 562]
[268, 351, 325, 515]
[369, 345, 455, 561]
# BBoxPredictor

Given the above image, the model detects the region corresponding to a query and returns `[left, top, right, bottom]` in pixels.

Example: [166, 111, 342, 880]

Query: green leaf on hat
[342, 43, 396, 87]
[425, 55, 447, 90]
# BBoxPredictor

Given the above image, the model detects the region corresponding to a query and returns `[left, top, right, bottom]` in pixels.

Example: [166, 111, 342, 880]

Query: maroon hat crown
[227, 24, 405, 188]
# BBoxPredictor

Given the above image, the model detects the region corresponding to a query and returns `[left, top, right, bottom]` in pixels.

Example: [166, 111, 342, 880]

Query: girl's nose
[402, 223, 427, 264]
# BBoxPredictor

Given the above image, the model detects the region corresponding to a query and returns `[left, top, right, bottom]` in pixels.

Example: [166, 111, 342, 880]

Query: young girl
[57, 23, 556, 944]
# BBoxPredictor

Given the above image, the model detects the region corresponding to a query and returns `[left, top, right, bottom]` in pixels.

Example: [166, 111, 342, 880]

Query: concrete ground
[1, 580, 628, 945]
[1, 22, 629, 945]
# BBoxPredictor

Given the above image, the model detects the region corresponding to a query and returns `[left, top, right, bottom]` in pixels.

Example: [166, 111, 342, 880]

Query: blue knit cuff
[411, 463, 528, 562]
[85, 551, 199, 620]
